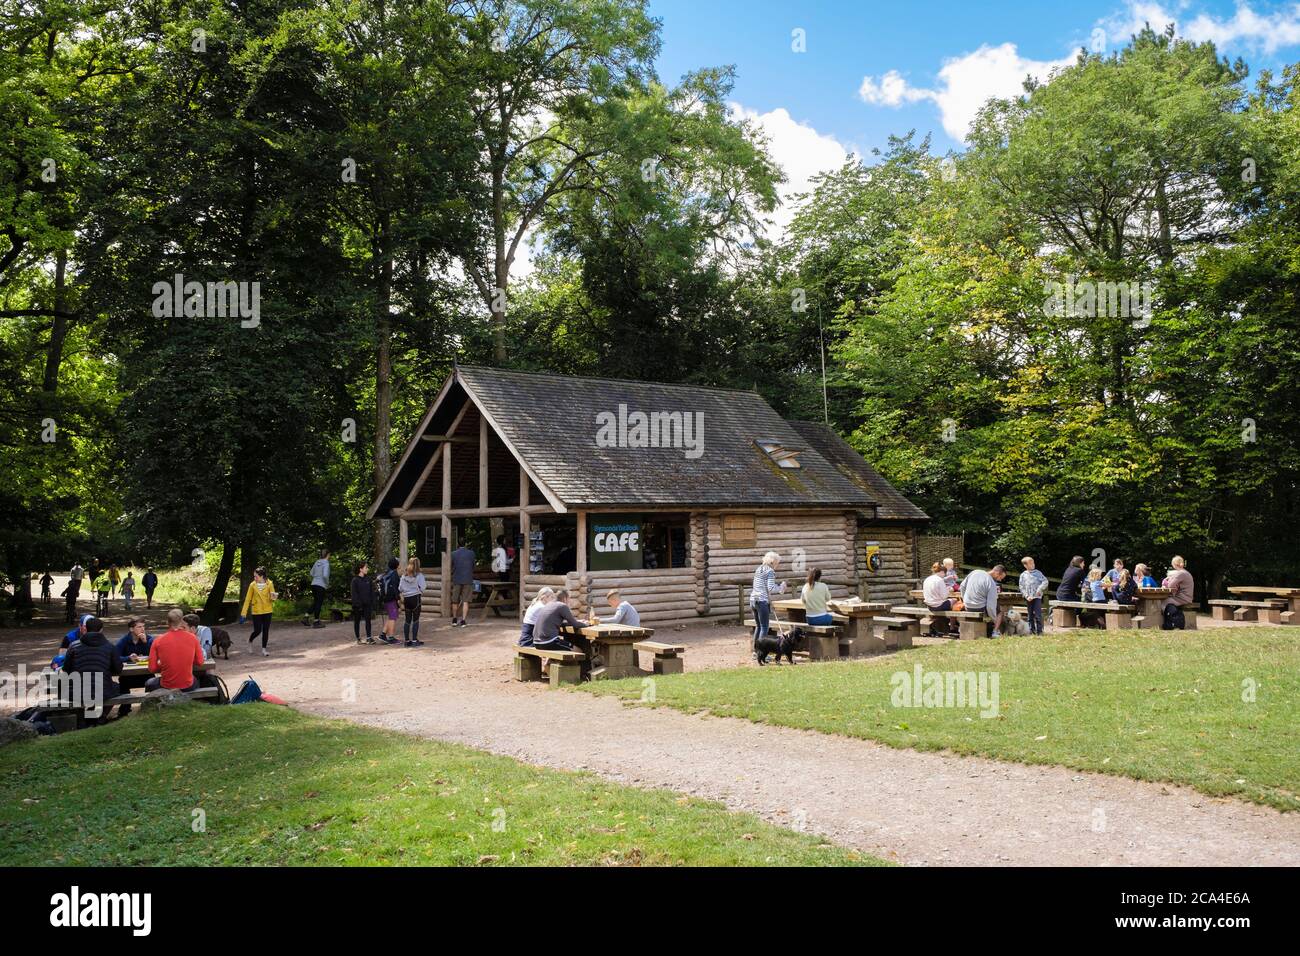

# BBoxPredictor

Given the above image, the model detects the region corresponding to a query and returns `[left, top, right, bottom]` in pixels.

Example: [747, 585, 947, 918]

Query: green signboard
[588, 514, 643, 571]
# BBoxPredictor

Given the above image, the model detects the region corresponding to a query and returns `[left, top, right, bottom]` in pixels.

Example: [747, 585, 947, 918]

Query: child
[1017, 556, 1049, 635]
[1084, 568, 1107, 602]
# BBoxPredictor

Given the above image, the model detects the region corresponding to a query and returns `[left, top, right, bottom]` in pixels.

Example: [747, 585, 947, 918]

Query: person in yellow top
[239, 567, 277, 656]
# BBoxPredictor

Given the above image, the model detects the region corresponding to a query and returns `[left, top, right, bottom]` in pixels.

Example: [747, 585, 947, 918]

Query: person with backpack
[141, 567, 159, 608]
[1162, 556, 1195, 629]
[379, 557, 402, 643]
[398, 558, 426, 647]
[350, 561, 377, 644]
[60, 616, 122, 724]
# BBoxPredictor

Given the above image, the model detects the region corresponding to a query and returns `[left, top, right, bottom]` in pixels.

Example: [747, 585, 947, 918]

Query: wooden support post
[519, 465, 531, 621]
[441, 441, 452, 620]
[479, 415, 489, 510]
[576, 510, 587, 614]
[398, 518, 408, 566]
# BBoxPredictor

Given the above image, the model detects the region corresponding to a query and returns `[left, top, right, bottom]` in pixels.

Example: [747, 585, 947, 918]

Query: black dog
[754, 628, 798, 665]
[210, 626, 232, 660]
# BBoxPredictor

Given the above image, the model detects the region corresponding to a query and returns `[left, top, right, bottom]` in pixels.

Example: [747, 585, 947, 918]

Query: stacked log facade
[853, 523, 916, 607]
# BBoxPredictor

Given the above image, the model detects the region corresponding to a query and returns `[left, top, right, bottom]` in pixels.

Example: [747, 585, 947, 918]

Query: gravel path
[7, 604, 1299, 865]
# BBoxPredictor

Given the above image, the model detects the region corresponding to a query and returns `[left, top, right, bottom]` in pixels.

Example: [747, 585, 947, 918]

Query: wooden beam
[479, 415, 489, 509]
[400, 443, 442, 511]
[399, 518, 408, 565]
[400, 505, 554, 519]
[441, 439, 452, 619]
[420, 434, 477, 443]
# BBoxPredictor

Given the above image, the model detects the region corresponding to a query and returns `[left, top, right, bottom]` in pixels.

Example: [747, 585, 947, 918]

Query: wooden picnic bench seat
[744, 618, 846, 661]
[634, 640, 687, 674]
[511, 643, 586, 687]
[1049, 600, 1139, 630]
[869, 615, 918, 649]
[890, 605, 992, 640]
[1207, 598, 1289, 624]
[38, 686, 219, 731]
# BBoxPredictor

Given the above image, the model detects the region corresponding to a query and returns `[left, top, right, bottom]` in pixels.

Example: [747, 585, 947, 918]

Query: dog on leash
[210, 626, 232, 659]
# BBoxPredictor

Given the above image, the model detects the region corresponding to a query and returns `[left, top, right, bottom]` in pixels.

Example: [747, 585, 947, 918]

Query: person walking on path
[351, 561, 377, 644]
[399, 558, 426, 647]
[308, 549, 330, 628]
[108, 564, 121, 598]
[1018, 557, 1048, 635]
[141, 567, 158, 608]
[40, 570, 54, 604]
[239, 567, 277, 656]
[120, 571, 136, 611]
[748, 551, 787, 655]
[450, 542, 475, 627]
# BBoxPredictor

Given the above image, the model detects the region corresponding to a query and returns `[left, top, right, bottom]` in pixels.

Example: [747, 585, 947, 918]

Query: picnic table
[1227, 586, 1300, 614]
[907, 589, 1026, 607]
[476, 580, 518, 619]
[771, 598, 894, 656]
[561, 620, 655, 680]
[120, 660, 215, 692]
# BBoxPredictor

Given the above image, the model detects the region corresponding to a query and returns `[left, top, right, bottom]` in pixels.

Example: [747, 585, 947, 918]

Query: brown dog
[210, 626, 232, 660]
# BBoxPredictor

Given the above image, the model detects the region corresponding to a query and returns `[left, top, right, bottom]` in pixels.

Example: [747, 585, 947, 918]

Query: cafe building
[368, 366, 930, 623]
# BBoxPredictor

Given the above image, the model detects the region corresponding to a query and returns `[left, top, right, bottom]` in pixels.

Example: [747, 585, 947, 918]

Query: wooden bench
[634, 640, 687, 674]
[870, 615, 917, 649]
[511, 644, 586, 687]
[1049, 601, 1139, 630]
[890, 606, 992, 640]
[39, 686, 219, 730]
[1207, 598, 1288, 624]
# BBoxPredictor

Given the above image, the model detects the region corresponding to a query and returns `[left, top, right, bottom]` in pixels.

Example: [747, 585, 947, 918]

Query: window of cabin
[721, 514, 756, 549]
[641, 515, 691, 568]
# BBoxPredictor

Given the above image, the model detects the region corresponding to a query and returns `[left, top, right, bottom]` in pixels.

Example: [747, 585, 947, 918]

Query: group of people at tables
[52, 609, 213, 720]
[920, 555, 1195, 635]
[515, 587, 641, 678]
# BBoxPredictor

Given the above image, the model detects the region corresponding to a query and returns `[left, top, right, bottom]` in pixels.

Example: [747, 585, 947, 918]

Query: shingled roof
[786, 420, 930, 523]
[371, 367, 916, 515]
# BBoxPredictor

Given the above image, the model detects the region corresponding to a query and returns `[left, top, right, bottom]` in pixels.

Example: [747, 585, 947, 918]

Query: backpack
[230, 677, 264, 705]
[381, 570, 400, 602]
[1162, 604, 1186, 630]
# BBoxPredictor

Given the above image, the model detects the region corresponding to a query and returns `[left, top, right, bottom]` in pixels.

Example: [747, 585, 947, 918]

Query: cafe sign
[589, 514, 643, 571]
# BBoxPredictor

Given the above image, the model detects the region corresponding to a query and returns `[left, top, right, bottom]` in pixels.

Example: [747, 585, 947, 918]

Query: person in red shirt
[147, 608, 205, 692]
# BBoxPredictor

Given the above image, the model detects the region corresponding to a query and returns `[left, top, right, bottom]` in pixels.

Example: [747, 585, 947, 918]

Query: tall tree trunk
[372, 214, 394, 562]
[43, 248, 69, 393]
[202, 539, 237, 624]
[491, 158, 507, 363]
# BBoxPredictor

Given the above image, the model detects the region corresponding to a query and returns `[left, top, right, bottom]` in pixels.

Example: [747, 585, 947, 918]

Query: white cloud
[1104, 2, 1300, 55]
[728, 103, 851, 237]
[858, 44, 1076, 142]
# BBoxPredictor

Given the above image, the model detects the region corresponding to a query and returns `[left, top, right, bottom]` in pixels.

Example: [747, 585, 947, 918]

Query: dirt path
[5, 603, 1298, 865]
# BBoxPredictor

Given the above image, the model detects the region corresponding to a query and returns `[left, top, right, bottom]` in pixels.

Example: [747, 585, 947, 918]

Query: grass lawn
[0, 704, 882, 866]
[581, 628, 1300, 812]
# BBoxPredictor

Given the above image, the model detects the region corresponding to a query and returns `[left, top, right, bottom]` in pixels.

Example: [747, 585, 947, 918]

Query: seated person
[60, 617, 123, 723]
[531, 590, 599, 673]
[960, 565, 1007, 636]
[597, 589, 641, 627]
[1110, 569, 1138, 605]
[147, 608, 205, 693]
[1084, 568, 1108, 602]
[183, 612, 213, 661]
[1162, 555, 1196, 617]
[1056, 556, 1087, 602]
[115, 618, 154, 662]
[799, 570, 832, 626]
[1133, 563, 1158, 588]
[52, 614, 94, 669]
[518, 587, 555, 646]
[922, 561, 960, 635]
[941, 558, 961, 591]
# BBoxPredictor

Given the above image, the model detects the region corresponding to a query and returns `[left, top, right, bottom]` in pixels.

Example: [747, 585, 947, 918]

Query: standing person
[39, 570, 54, 604]
[108, 563, 121, 598]
[87, 558, 101, 592]
[141, 567, 158, 608]
[147, 608, 205, 692]
[120, 571, 136, 611]
[748, 551, 787, 654]
[800, 568, 833, 626]
[378, 558, 402, 644]
[399, 558, 426, 647]
[449, 541, 475, 627]
[61, 617, 122, 723]
[61, 576, 82, 625]
[1018, 557, 1049, 636]
[518, 587, 556, 646]
[1161, 555, 1196, 629]
[239, 567, 277, 657]
[350, 562, 376, 644]
[960, 565, 1007, 637]
[1057, 556, 1087, 602]
[308, 549, 330, 628]
[491, 536, 510, 578]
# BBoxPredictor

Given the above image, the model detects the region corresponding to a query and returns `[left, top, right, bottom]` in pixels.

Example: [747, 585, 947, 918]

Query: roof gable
[786, 420, 930, 523]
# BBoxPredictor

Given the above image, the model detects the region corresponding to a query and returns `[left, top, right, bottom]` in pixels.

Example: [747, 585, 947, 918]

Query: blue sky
[646, 0, 1300, 226]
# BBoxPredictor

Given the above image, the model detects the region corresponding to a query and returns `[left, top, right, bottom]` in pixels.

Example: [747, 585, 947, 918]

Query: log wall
[854, 523, 916, 606]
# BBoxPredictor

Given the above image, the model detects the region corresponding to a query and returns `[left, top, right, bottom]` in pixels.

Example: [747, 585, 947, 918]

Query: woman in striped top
[749, 551, 787, 652]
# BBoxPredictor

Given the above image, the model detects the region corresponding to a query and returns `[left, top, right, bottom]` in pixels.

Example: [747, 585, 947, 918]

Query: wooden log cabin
[368, 366, 930, 623]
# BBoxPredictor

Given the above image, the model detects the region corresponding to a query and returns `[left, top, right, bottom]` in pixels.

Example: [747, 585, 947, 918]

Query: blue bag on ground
[230, 678, 263, 704]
